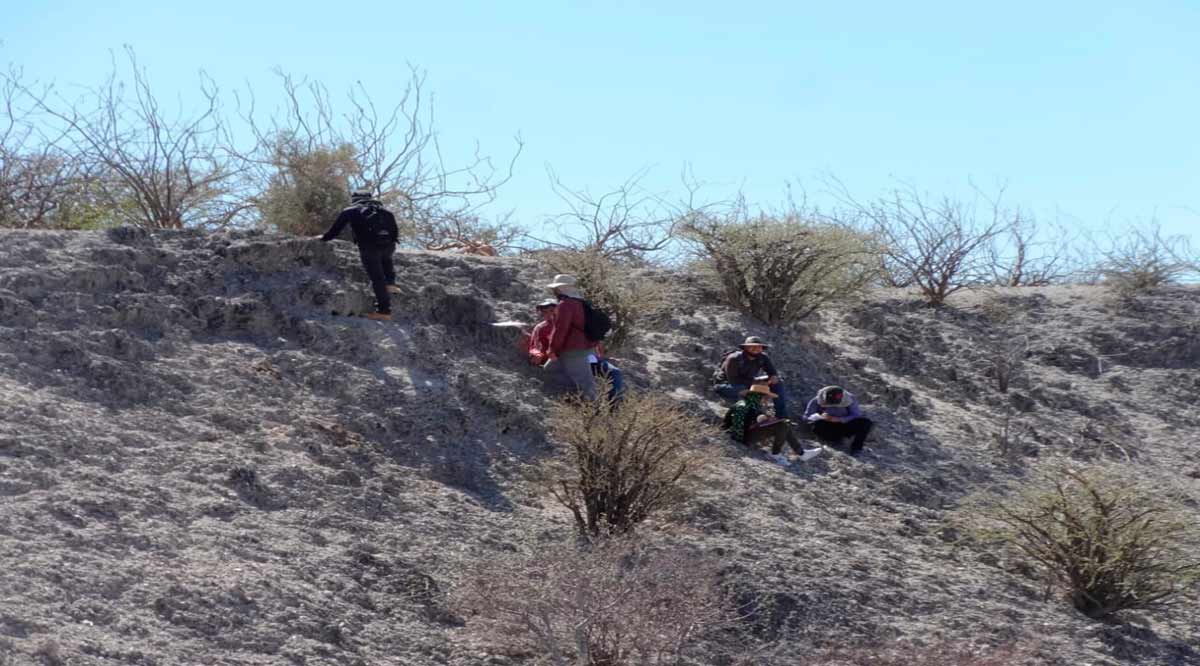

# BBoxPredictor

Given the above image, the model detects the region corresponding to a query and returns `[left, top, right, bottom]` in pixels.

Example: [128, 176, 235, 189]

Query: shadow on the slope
[1093, 621, 1200, 665]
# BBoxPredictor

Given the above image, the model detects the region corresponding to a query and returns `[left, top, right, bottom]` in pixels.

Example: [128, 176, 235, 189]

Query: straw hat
[545, 274, 583, 298]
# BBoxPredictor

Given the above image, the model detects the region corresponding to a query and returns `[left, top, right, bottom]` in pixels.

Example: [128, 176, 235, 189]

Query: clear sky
[3, 1, 1198, 242]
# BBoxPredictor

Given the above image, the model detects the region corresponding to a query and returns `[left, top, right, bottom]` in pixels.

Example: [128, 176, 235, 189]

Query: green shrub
[681, 214, 878, 324]
[542, 390, 717, 538]
[966, 465, 1200, 619]
[261, 136, 360, 236]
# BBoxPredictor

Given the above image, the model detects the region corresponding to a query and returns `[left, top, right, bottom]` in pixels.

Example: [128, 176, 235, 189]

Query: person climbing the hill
[722, 382, 823, 466]
[713, 336, 791, 418]
[803, 385, 874, 456]
[316, 190, 400, 321]
[543, 274, 599, 401]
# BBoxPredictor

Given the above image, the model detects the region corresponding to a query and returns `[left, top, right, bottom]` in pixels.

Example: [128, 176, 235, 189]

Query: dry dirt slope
[0, 228, 1197, 666]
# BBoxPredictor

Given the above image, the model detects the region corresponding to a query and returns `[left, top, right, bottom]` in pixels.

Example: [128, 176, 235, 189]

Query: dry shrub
[1095, 224, 1198, 297]
[537, 249, 667, 351]
[965, 465, 1200, 619]
[681, 213, 878, 324]
[450, 538, 735, 666]
[543, 390, 718, 537]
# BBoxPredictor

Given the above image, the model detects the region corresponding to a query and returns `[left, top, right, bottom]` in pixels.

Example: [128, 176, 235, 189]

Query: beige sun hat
[748, 383, 779, 400]
[546, 274, 583, 298]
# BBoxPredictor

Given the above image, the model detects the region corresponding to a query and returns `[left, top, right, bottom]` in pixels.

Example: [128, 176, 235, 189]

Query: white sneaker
[771, 453, 791, 466]
[797, 447, 824, 462]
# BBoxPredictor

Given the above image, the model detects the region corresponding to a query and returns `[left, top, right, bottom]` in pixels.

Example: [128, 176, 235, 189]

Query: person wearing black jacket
[317, 191, 400, 321]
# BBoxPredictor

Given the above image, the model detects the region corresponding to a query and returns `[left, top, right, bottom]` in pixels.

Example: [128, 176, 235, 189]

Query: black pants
[747, 420, 805, 455]
[358, 244, 396, 314]
[810, 418, 873, 452]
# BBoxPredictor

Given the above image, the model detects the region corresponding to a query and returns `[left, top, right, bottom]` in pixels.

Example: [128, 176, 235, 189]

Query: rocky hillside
[1, 228, 1198, 666]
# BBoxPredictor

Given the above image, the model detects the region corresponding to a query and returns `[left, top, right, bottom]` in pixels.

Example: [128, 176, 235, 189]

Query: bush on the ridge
[536, 249, 667, 351]
[1094, 225, 1198, 297]
[261, 137, 360, 237]
[965, 465, 1200, 619]
[542, 390, 717, 538]
[451, 538, 734, 666]
[680, 214, 878, 324]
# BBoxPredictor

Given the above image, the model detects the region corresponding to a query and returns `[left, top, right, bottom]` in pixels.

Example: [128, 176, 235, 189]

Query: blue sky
[4, 1, 1198, 242]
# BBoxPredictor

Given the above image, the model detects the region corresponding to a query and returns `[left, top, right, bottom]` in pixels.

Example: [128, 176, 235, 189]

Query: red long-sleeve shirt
[528, 320, 553, 363]
[548, 297, 592, 355]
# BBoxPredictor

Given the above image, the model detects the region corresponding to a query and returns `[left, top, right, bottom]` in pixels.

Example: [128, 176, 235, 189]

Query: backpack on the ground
[577, 298, 612, 342]
[357, 203, 393, 246]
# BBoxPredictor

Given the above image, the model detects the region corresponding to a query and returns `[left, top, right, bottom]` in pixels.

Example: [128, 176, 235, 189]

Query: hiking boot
[770, 453, 791, 466]
[366, 311, 392, 321]
[386, 284, 402, 294]
[797, 447, 824, 462]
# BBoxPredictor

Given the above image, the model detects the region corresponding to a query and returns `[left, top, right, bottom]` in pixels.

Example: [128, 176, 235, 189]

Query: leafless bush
[537, 249, 668, 351]
[966, 465, 1200, 619]
[680, 200, 879, 324]
[542, 390, 718, 537]
[451, 538, 736, 665]
[17, 48, 251, 229]
[529, 167, 705, 264]
[987, 212, 1078, 286]
[237, 66, 521, 245]
[1093, 223, 1198, 296]
[829, 180, 1011, 305]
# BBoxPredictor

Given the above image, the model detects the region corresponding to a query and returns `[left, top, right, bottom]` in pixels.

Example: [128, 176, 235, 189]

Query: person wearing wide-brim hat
[712, 335, 791, 419]
[721, 382, 823, 466]
[542, 274, 598, 401]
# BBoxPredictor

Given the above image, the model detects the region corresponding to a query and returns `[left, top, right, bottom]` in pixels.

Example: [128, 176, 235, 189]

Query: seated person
[526, 299, 558, 366]
[589, 342, 626, 403]
[803, 385, 874, 456]
[712, 336, 790, 418]
[722, 383, 822, 466]
[527, 299, 624, 403]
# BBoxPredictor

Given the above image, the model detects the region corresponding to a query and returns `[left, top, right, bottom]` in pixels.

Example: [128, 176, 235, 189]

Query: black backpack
[576, 298, 612, 342]
[357, 204, 393, 246]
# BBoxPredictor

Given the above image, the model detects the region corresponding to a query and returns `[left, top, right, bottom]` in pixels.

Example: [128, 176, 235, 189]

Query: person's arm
[548, 299, 577, 355]
[763, 355, 780, 385]
[804, 398, 822, 420]
[844, 397, 863, 421]
[721, 353, 739, 384]
[529, 322, 551, 365]
[319, 209, 353, 241]
[384, 210, 399, 245]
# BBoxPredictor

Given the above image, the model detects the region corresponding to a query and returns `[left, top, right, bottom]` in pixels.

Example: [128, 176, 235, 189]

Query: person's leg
[767, 422, 790, 455]
[561, 351, 598, 401]
[846, 417, 874, 453]
[810, 420, 844, 446]
[600, 361, 626, 403]
[784, 425, 806, 455]
[714, 384, 749, 401]
[543, 357, 574, 392]
[772, 382, 789, 418]
[381, 244, 398, 287]
[358, 246, 391, 313]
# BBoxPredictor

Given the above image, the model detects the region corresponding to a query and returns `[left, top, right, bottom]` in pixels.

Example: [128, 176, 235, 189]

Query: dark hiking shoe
[366, 312, 393, 321]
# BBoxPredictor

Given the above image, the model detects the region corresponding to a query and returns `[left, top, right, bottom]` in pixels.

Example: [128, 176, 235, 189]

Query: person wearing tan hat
[713, 336, 791, 418]
[721, 382, 823, 466]
[543, 274, 598, 401]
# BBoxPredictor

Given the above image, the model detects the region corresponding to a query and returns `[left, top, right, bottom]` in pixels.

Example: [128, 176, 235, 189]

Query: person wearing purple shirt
[803, 385, 873, 456]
